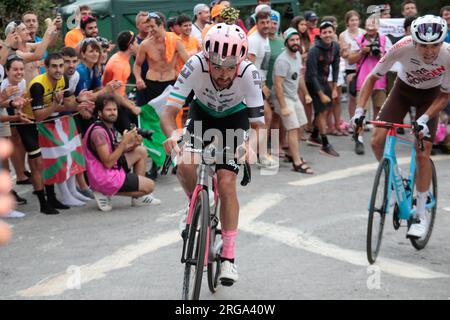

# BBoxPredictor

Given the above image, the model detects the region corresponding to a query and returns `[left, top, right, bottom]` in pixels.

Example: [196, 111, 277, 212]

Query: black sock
[311, 127, 320, 139]
[321, 135, 329, 146]
[34, 190, 47, 209]
[45, 184, 56, 201]
[220, 257, 235, 263]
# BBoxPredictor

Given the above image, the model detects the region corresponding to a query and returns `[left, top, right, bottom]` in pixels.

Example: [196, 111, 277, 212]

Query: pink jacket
[83, 123, 126, 196]
[356, 33, 388, 91]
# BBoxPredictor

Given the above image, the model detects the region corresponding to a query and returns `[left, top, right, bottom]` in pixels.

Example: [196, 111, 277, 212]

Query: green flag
[139, 104, 167, 167]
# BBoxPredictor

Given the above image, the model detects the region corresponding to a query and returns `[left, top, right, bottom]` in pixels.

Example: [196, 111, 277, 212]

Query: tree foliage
[0, 0, 68, 38]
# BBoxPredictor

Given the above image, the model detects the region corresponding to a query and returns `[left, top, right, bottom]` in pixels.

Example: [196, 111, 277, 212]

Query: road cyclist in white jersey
[352, 15, 450, 239]
[161, 23, 265, 285]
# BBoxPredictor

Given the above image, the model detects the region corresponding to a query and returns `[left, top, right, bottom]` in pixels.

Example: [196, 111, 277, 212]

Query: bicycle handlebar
[352, 117, 425, 151]
[160, 139, 252, 186]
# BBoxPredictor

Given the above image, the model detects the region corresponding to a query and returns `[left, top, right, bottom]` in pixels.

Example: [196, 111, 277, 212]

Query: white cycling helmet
[411, 15, 448, 45]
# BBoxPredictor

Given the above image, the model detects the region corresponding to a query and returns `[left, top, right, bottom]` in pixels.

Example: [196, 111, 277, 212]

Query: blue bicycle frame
[372, 122, 436, 220]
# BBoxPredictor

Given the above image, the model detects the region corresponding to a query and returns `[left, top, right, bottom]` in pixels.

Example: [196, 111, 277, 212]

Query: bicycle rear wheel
[182, 189, 209, 300]
[367, 159, 390, 264]
[410, 159, 437, 250]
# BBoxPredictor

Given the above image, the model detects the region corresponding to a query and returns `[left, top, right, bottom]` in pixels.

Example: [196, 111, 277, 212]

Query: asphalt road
[1, 130, 450, 300]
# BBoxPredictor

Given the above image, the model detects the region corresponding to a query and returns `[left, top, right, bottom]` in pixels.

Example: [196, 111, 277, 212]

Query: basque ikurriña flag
[37, 116, 85, 184]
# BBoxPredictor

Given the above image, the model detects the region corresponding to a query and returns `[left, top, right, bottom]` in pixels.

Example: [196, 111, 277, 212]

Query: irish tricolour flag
[37, 116, 85, 184]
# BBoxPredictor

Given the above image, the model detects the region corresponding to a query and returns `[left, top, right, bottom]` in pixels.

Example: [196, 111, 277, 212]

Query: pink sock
[221, 229, 237, 260]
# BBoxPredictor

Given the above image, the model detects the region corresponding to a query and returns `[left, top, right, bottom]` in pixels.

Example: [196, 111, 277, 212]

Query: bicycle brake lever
[353, 115, 366, 142]
[412, 121, 425, 152]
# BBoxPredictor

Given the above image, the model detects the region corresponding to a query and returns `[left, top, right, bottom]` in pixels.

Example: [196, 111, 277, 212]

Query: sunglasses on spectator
[7, 54, 23, 62]
[148, 12, 162, 23]
[81, 37, 99, 46]
[81, 15, 94, 22]
[96, 36, 111, 49]
[126, 31, 135, 48]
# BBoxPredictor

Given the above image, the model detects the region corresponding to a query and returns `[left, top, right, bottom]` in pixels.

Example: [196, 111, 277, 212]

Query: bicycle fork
[180, 184, 204, 264]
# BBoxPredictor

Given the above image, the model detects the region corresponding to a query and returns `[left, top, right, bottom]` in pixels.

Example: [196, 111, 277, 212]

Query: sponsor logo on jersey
[405, 65, 446, 86]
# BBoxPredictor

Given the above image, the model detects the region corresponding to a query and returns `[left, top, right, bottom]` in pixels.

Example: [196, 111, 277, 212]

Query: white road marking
[289, 155, 449, 187]
[14, 155, 450, 297]
[17, 193, 286, 297]
[17, 230, 180, 297]
[241, 221, 450, 279]
[443, 207, 450, 212]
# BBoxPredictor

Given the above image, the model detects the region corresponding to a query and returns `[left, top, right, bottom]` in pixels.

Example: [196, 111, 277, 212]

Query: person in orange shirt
[103, 31, 139, 130]
[175, 15, 201, 74]
[201, 4, 226, 41]
[304, 11, 320, 43]
[64, 5, 92, 48]
[174, 15, 201, 128]
[102, 31, 138, 97]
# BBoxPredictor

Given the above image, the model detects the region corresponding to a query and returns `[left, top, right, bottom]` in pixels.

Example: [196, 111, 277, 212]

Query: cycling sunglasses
[209, 52, 239, 68]
[416, 23, 444, 42]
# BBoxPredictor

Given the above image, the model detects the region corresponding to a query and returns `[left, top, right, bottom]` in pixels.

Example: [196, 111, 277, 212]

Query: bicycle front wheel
[367, 159, 390, 264]
[182, 189, 209, 300]
[207, 198, 222, 293]
[410, 159, 437, 250]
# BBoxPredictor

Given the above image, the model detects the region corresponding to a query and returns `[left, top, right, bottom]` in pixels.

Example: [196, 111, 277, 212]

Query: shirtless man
[133, 12, 189, 104]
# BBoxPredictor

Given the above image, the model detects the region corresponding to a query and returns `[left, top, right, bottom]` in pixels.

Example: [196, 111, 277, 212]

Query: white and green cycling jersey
[166, 53, 265, 123]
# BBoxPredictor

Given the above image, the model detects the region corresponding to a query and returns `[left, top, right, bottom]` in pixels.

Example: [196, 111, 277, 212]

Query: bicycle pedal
[220, 279, 235, 287]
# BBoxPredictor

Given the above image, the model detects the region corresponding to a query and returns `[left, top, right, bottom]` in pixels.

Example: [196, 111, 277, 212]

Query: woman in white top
[339, 10, 365, 125]
[0, 55, 32, 217]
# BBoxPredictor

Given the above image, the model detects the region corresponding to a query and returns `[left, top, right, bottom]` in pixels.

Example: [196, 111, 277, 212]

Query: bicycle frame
[372, 121, 436, 220]
[181, 161, 219, 265]
[382, 126, 416, 220]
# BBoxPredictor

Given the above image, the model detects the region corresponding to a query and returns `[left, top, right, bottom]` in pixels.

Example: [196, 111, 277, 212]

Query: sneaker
[41, 203, 60, 215]
[132, 193, 161, 206]
[219, 260, 239, 286]
[256, 155, 279, 169]
[93, 191, 112, 212]
[307, 136, 322, 147]
[48, 198, 71, 210]
[407, 218, 428, 239]
[4, 210, 26, 218]
[77, 187, 95, 200]
[320, 144, 340, 157]
[11, 190, 27, 205]
[355, 141, 365, 155]
[16, 178, 31, 185]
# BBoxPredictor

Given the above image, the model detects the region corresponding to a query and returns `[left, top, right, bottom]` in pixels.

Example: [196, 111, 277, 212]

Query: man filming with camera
[83, 93, 161, 212]
[347, 15, 392, 155]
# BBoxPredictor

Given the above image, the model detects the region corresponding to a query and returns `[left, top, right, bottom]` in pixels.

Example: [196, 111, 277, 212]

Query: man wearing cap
[191, 4, 211, 48]
[304, 10, 320, 44]
[249, 0, 281, 35]
[272, 28, 313, 173]
[201, 4, 226, 40]
[305, 21, 341, 157]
